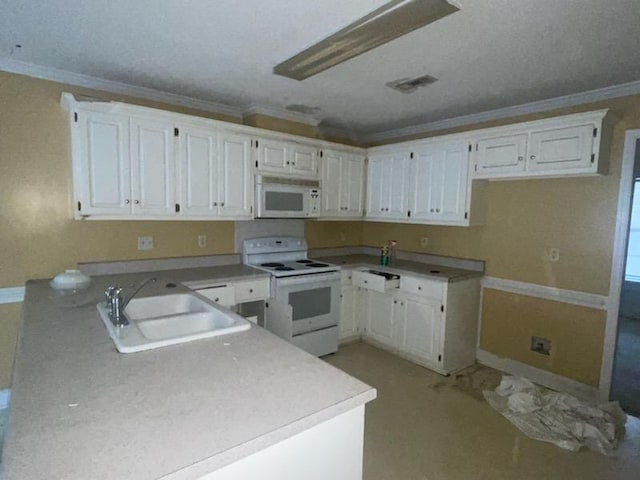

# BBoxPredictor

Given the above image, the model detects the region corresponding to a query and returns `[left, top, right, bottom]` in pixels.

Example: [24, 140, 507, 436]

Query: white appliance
[243, 237, 340, 356]
[254, 176, 321, 218]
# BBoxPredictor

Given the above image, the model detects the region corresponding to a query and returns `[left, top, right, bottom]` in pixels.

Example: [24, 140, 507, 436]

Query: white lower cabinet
[344, 269, 481, 375]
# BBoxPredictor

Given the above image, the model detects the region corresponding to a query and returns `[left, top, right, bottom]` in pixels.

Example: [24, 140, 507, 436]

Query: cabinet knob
[364, 280, 368, 284]
[518, 156, 524, 161]
[286, 161, 290, 165]
[418, 286, 422, 290]
[213, 202, 218, 206]
[249, 289, 253, 293]
[292, 162, 296, 166]
[401, 302, 404, 306]
[221, 202, 225, 207]
[394, 300, 397, 304]
[380, 208, 384, 211]
[125, 199, 130, 204]
[530, 155, 536, 160]
[430, 208, 434, 213]
[134, 200, 140, 205]
[214, 297, 220, 302]
[436, 208, 440, 213]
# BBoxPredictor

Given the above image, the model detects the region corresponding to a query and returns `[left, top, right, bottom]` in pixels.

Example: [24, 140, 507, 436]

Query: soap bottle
[380, 246, 389, 265]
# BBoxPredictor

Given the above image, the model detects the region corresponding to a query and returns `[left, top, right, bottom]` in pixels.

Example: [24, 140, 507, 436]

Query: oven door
[272, 271, 340, 335]
[256, 183, 310, 218]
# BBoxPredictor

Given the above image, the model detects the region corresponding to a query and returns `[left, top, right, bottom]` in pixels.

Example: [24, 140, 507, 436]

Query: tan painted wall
[363, 95, 640, 385]
[305, 220, 363, 248]
[480, 289, 606, 386]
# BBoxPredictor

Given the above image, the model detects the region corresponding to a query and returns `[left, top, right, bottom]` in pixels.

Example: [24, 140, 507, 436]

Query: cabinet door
[474, 134, 526, 177]
[365, 155, 386, 218]
[397, 295, 441, 364]
[218, 131, 253, 218]
[256, 138, 289, 174]
[343, 154, 365, 217]
[75, 109, 131, 216]
[438, 142, 469, 221]
[339, 285, 359, 340]
[321, 150, 343, 216]
[290, 143, 318, 177]
[387, 154, 410, 219]
[363, 290, 396, 347]
[130, 117, 176, 216]
[408, 145, 439, 220]
[528, 124, 595, 172]
[178, 125, 219, 216]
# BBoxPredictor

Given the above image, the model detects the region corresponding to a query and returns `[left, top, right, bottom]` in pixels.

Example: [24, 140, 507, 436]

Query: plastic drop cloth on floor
[483, 376, 626, 455]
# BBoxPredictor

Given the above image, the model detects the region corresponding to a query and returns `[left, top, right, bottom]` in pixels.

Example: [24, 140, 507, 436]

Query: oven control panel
[308, 189, 321, 217]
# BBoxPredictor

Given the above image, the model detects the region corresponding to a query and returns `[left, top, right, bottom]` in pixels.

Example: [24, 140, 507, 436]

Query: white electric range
[243, 237, 341, 356]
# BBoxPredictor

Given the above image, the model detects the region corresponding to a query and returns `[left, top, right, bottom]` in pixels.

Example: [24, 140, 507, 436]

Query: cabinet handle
[134, 200, 140, 205]
[125, 199, 130, 204]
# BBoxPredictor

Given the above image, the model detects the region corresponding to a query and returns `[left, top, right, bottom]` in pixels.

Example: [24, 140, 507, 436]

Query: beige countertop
[2, 267, 376, 480]
[316, 254, 484, 282]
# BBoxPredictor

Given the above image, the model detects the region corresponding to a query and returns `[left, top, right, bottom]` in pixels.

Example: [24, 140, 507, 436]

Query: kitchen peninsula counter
[2, 269, 376, 479]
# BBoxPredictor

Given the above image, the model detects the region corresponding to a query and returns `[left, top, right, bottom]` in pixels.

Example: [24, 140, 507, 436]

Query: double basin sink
[97, 292, 250, 353]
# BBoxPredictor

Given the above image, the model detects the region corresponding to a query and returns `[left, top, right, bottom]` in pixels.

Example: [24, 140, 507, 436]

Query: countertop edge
[160, 388, 377, 480]
[324, 260, 484, 283]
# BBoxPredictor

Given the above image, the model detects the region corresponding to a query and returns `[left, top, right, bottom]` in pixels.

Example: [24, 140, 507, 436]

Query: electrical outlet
[531, 336, 551, 355]
[420, 237, 429, 248]
[198, 235, 207, 248]
[545, 247, 560, 262]
[137, 236, 154, 251]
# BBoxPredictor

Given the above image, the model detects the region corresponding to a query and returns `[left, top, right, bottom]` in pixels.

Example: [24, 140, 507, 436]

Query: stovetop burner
[306, 263, 329, 268]
[296, 259, 313, 264]
[261, 262, 284, 268]
[275, 266, 295, 271]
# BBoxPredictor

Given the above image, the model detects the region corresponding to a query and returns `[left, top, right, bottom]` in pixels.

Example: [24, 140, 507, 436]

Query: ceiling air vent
[386, 74, 438, 93]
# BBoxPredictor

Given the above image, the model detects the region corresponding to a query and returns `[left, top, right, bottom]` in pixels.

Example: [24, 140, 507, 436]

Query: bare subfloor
[325, 342, 640, 480]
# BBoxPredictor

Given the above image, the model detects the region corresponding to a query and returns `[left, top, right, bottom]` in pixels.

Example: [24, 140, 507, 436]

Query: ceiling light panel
[273, 0, 459, 81]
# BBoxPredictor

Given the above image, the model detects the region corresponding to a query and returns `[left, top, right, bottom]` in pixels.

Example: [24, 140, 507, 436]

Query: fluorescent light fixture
[273, 0, 459, 81]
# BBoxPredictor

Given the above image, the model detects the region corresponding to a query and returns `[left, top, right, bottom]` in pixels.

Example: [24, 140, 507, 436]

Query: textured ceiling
[2, 0, 640, 138]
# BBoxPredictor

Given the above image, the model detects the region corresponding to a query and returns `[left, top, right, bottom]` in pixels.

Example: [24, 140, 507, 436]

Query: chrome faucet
[104, 277, 157, 327]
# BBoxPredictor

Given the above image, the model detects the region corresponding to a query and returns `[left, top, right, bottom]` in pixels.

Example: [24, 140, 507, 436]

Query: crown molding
[363, 79, 640, 144]
[242, 103, 322, 127]
[0, 57, 244, 118]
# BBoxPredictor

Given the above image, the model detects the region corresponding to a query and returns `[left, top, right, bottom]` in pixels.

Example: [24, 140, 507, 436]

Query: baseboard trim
[0, 286, 25, 304]
[481, 276, 608, 310]
[476, 349, 600, 400]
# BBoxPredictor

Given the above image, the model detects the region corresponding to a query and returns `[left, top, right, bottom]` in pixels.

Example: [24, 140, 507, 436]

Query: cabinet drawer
[234, 278, 270, 303]
[352, 270, 400, 293]
[399, 276, 443, 299]
[196, 285, 235, 307]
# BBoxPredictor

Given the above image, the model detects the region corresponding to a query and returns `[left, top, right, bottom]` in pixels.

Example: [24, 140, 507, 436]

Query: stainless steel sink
[96, 293, 250, 353]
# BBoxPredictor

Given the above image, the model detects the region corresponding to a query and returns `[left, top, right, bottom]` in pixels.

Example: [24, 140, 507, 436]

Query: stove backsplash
[235, 220, 304, 253]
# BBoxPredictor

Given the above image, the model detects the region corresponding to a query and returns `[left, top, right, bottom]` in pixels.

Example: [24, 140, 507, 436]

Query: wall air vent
[274, 0, 459, 81]
[386, 74, 438, 93]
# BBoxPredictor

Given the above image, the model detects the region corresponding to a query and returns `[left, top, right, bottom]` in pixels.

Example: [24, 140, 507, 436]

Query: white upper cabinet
[366, 149, 410, 221]
[408, 140, 472, 224]
[129, 117, 176, 216]
[472, 110, 609, 180]
[178, 124, 219, 217]
[178, 125, 252, 219]
[217, 131, 253, 218]
[321, 149, 365, 218]
[73, 109, 131, 217]
[255, 137, 318, 178]
[369, 141, 484, 226]
[474, 133, 527, 177]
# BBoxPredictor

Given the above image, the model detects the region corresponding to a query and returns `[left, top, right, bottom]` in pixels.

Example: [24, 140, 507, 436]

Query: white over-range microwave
[255, 175, 321, 218]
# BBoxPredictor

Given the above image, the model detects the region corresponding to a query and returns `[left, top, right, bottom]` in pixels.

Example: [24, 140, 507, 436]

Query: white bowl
[50, 269, 91, 290]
